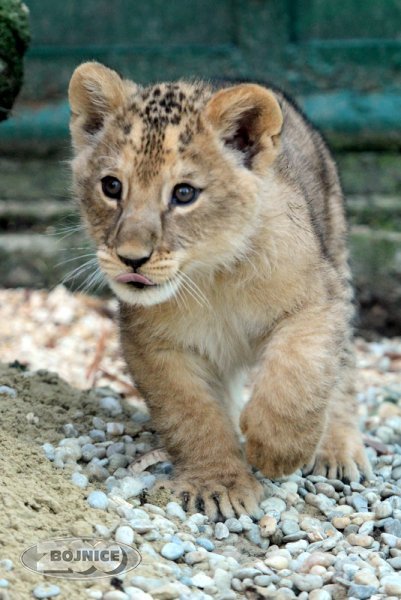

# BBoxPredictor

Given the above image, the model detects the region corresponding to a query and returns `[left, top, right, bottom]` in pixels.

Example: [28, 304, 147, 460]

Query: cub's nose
[117, 253, 152, 271]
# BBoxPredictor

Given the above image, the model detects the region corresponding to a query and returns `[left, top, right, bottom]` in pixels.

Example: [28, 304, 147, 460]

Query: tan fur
[69, 62, 372, 520]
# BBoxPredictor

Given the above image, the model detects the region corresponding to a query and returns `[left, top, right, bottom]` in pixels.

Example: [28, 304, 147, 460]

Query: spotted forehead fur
[107, 81, 212, 184]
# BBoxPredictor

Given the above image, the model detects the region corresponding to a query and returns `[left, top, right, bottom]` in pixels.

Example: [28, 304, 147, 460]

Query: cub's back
[274, 90, 348, 274]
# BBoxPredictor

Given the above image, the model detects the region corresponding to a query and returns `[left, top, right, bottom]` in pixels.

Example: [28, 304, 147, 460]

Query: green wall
[2, 0, 401, 147]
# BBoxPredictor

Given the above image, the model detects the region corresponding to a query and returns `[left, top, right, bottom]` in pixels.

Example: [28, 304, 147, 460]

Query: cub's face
[69, 62, 282, 306]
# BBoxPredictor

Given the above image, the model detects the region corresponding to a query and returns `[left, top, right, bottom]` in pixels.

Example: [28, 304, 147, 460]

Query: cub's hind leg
[305, 357, 373, 481]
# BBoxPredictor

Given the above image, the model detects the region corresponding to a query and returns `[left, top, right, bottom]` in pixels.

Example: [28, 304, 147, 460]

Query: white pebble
[103, 592, 129, 600]
[118, 477, 145, 499]
[191, 573, 214, 588]
[107, 422, 125, 435]
[71, 472, 88, 488]
[0, 386, 17, 398]
[124, 588, 153, 600]
[41, 443, 55, 461]
[161, 542, 184, 561]
[87, 490, 108, 510]
[115, 525, 134, 545]
[309, 591, 331, 600]
[382, 575, 401, 596]
[0, 560, 13, 571]
[33, 584, 61, 599]
[165, 501, 187, 521]
[215, 523, 230, 540]
[265, 555, 289, 570]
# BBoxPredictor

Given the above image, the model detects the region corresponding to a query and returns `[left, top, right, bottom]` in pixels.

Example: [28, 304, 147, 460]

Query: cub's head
[69, 62, 282, 306]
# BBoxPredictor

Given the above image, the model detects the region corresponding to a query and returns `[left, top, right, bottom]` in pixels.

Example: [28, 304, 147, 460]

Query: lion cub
[69, 62, 372, 520]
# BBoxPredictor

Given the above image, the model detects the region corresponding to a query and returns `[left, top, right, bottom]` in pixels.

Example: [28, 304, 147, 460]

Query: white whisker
[179, 271, 211, 307]
[55, 252, 97, 268]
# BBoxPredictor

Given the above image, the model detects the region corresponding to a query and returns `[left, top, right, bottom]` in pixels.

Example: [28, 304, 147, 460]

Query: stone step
[1, 194, 400, 232]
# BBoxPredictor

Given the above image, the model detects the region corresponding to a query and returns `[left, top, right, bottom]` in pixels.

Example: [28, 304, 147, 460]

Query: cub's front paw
[240, 402, 317, 479]
[156, 466, 263, 521]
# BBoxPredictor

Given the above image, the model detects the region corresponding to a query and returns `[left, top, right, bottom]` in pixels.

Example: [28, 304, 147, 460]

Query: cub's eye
[101, 176, 122, 200]
[171, 183, 200, 206]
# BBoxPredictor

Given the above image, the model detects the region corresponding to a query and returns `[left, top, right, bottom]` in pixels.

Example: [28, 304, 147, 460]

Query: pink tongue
[115, 272, 155, 286]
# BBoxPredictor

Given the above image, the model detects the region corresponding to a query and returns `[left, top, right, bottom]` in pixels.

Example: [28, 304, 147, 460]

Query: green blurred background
[1, 0, 401, 336]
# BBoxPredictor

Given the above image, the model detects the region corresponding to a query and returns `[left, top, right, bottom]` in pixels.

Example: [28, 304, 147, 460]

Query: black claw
[195, 495, 204, 513]
[180, 491, 190, 511]
[342, 477, 351, 485]
[211, 492, 224, 522]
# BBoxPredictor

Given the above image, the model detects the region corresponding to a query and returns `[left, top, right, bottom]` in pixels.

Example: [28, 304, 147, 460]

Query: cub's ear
[68, 62, 127, 149]
[204, 84, 283, 170]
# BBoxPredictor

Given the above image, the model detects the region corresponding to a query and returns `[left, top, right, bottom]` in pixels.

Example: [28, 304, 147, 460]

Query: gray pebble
[89, 428, 106, 442]
[107, 442, 125, 457]
[384, 518, 401, 537]
[63, 423, 78, 437]
[281, 520, 300, 536]
[86, 463, 109, 482]
[225, 518, 243, 533]
[392, 466, 401, 480]
[235, 567, 261, 580]
[239, 515, 254, 531]
[92, 416, 106, 430]
[100, 396, 122, 416]
[254, 575, 273, 587]
[262, 497, 286, 516]
[114, 467, 128, 479]
[359, 521, 374, 536]
[292, 574, 323, 592]
[81, 443, 98, 462]
[388, 557, 401, 569]
[131, 410, 150, 423]
[351, 495, 369, 512]
[125, 443, 137, 457]
[0, 386, 17, 398]
[283, 531, 307, 543]
[108, 453, 129, 472]
[196, 537, 215, 551]
[374, 500, 393, 519]
[348, 584, 378, 599]
[245, 524, 263, 546]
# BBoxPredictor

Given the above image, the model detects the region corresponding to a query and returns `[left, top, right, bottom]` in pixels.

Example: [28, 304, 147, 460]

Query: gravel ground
[1, 287, 401, 600]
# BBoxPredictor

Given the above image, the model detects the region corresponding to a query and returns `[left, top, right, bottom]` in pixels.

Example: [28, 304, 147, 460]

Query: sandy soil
[0, 363, 123, 599]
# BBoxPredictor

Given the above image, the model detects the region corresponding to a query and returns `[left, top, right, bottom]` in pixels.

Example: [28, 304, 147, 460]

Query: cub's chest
[161, 295, 270, 369]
